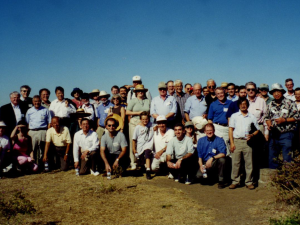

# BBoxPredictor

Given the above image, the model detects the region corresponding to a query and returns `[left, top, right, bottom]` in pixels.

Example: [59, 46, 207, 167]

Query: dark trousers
[106, 152, 125, 172]
[168, 156, 195, 178]
[79, 151, 98, 175]
[54, 146, 68, 171]
[196, 158, 226, 182]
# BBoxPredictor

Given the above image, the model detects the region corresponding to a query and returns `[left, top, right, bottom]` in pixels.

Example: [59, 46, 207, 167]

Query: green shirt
[127, 98, 150, 117]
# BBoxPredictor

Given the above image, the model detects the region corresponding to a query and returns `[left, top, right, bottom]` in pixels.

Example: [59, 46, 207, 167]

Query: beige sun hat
[133, 84, 148, 92]
[269, 83, 286, 95]
[192, 116, 208, 130]
[89, 89, 100, 99]
[0, 121, 7, 127]
[99, 91, 111, 98]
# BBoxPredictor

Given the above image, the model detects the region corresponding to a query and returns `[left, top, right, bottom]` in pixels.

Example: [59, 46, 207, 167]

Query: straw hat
[89, 89, 100, 99]
[99, 91, 110, 98]
[70, 108, 91, 118]
[133, 84, 148, 92]
[104, 114, 124, 131]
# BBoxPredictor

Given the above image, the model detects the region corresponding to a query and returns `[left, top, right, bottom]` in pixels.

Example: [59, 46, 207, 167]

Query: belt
[214, 123, 228, 127]
[99, 125, 105, 129]
[30, 128, 47, 131]
[234, 137, 247, 140]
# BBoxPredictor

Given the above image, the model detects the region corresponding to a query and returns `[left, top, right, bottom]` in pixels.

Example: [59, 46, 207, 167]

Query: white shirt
[73, 130, 99, 162]
[0, 135, 10, 158]
[49, 99, 76, 118]
[284, 92, 296, 101]
[80, 104, 95, 121]
[11, 103, 22, 125]
[153, 128, 174, 155]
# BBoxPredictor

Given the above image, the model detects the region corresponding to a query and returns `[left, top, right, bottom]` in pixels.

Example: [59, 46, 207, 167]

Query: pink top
[13, 138, 28, 154]
[72, 99, 83, 109]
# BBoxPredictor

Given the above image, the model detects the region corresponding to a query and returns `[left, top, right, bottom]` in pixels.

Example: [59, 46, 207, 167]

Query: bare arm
[64, 143, 70, 161]
[126, 110, 142, 116]
[100, 146, 111, 172]
[132, 139, 137, 154]
[120, 107, 125, 130]
[185, 112, 190, 122]
[229, 127, 235, 153]
[43, 142, 51, 162]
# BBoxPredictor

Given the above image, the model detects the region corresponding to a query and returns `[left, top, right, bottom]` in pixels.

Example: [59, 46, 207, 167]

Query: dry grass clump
[0, 171, 215, 224]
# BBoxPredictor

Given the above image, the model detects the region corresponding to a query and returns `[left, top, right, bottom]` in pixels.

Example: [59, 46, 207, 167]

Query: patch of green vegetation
[270, 212, 300, 225]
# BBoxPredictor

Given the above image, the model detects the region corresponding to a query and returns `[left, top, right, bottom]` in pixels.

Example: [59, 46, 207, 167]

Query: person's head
[235, 86, 239, 96]
[32, 95, 41, 109]
[227, 83, 235, 97]
[39, 88, 50, 103]
[119, 86, 128, 98]
[174, 80, 183, 94]
[0, 121, 6, 136]
[140, 111, 150, 126]
[111, 85, 120, 95]
[174, 123, 185, 139]
[132, 75, 142, 87]
[204, 123, 215, 138]
[202, 86, 209, 96]
[105, 118, 118, 133]
[133, 84, 147, 99]
[215, 87, 225, 101]
[238, 85, 247, 99]
[81, 93, 90, 105]
[51, 117, 60, 133]
[238, 98, 249, 112]
[156, 115, 167, 132]
[111, 94, 121, 106]
[20, 85, 31, 99]
[167, 80, 175, 95]
[207, 79, 216, 94]
[295, 88, 300, 102]
[185, 83, 192, 94]
[10, 91, 20, 106]
[221, 82, 228, 93]
[81, 118, 90, 132]
[158, 82, 167, 97]
[99, 91, 110, 103]
[55, 86, 64, 101]
[193, 83, 202, 98]
[259, 84, 269, 97]
[185, 121, 195, 135]
[17, 120, 27, 133]
[71, 88, 83, 99]
[285, 78, 294, 92]
[245, 82, 257, 98]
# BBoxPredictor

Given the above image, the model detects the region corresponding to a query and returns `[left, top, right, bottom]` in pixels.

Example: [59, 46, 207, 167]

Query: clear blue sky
[1, 0, 300, 106]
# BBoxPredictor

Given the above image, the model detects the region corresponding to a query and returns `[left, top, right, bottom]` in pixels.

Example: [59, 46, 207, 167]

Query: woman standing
[126, 85, 151, 170]
[110, 94, 126, 131]
[71, 88, 83, 109]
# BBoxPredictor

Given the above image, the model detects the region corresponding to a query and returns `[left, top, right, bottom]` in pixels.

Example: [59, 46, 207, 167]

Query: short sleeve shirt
[132, 123, 154, 155]
[208, 99, 232, 124]
[127, 98, 151, 118]
[46, 127, 72, 147]
[166, 136, 194, 159]
[153, 128, 175, 154]
[197, 135, 226, 162]
[0, 135, 10, 158]
[101, 131, 128, 154]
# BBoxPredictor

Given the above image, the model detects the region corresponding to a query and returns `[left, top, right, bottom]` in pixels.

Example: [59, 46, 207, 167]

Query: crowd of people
[0, 76, 299, 190]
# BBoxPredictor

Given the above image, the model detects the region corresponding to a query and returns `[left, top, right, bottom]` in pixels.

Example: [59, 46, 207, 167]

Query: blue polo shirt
[226, 101, 239, 119]
[96, 100, 114, 127]
[197, 135, 226, 162]
[150, 95, 177, 121]
[208, 99, 232, 124]
[184, 95, 207, 120]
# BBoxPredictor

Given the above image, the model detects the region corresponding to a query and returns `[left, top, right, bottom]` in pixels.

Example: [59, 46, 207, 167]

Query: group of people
[0, 76, 299, 190]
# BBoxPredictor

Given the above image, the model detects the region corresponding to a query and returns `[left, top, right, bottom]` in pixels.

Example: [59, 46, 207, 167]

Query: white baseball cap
[0, 121, 7, 127]
[156, 115, 167, 122]
[132, 75, 141, 81]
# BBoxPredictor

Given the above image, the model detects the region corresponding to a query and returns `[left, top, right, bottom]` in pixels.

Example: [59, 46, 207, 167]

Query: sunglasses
[159, 88, 167, 91]
[208, 86, 215, 89]
[247, 88, 256, 92]
[107, 125, 116, 127]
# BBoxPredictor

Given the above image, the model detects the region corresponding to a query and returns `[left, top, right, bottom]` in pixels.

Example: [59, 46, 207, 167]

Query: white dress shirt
[49, 99, 76, 118]
[80, 104, 95, 121]
[73, 130, 99, 162]
[11, 103, 22, 125]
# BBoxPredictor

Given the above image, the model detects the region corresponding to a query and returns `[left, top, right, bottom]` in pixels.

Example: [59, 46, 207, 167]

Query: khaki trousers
[128, 117, 140, 167]
[28, 130, 47, 166]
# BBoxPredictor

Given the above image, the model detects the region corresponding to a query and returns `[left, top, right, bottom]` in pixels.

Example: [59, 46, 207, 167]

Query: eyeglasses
[247, 88, 256, 92]
[107, 125, 116, 127]
[208, 86, 215, 89]
[21, 90, 28, 93]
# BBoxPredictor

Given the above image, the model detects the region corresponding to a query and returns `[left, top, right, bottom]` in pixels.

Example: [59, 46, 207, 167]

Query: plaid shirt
[173, 92, 190, 119]
[265, 97, 299, 133]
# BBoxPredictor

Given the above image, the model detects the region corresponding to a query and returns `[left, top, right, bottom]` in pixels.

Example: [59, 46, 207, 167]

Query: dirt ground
[0, 170, 293, 225]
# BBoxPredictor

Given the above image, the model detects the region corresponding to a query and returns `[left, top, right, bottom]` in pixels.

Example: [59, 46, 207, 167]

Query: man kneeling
[196, 123, 226, 189]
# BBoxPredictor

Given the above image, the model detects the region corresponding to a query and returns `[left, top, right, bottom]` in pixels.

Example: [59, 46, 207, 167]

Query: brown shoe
[246, 184, 255, 190]
[229, 184, 238, 189]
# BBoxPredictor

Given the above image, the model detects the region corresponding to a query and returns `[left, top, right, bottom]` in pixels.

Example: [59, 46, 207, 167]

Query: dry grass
[0, 171, 215, 224]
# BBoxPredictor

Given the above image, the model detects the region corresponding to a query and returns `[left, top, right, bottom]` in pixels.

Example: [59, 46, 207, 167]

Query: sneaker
[246, 184, 255, 190]
[2, 163, 13, 173]
[185, 178, 191, 185]
[146, 170, 151, 180]
[168, 173, 174, 179]
[90, 169, 100, 176]
[131, 165, 137, 170]
[174, 175, 180, 182]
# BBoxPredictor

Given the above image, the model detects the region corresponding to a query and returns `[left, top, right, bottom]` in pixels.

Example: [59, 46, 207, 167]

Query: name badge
[113, 142, 119, 147]
[29, 104, 33, 107]
[166, 102, 171, 106]
[212, 149, 217, 154]
[104, 108, 109, 113]
[223, 108, 228, 112]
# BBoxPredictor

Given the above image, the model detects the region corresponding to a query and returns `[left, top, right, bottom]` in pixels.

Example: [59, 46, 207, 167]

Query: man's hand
[200, 165, 205, 173]
[175, 159, 182, 169]
[74, 162, 79, 168]
[80, 150, 89, 160]
[230, 143, 236, 153]
[113, 159, 119, 169]
[167, 161, 175, 169]
[65, 100, 69, 107]
[154, 150, 164, 159]
[64, 154, 68, 161]
[105, 163, 111, 172]
[275, 117, 285, 125]
[43, 155, 48, 162]
[264, 134, 269, 141]
[202, 114, 208, 119]
[205, 157, 213, 169]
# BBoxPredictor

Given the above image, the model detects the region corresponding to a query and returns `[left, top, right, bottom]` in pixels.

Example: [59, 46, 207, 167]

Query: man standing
[100, 117, 128, 176]
[43, 117, 72, 171]
[119, 86, 128, 108]
[166, 123, 195, 184]
[184, 83, 193, 95]
[26, 95, 51, 167]
[89, 89, 101, 109]
[284, 78, 296, 101]
[202, 86, 209, 97]
[150, 82, 177, 128]
[96, 91, 114, 141]
[258, 84, 273, 105]
[184, 83, 207, 122]
[80, 93, 96, 124]
[49, 86, 76, 128]
[265, 83, 299, 169]
[173, 80, 190, 124]
[227, 83, 238, 101]
[0, 91, 28, 136]
[20, 85, 33, 108]
[208, 87, 232, 153]
[229, 98, 260, 190]
[151, 115, 175, 172]
[73, 118, 99, 175]
[127, 75, 152, 103]
[167, 80, 175, 96]
[39, 88, 51, 109]
[196, 123, 226, 189]
[205, 79, 218, 114]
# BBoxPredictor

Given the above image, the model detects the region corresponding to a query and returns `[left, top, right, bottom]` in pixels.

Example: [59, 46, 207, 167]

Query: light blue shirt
[150, 95, 177, 121]
[166, 136, 194, 159]
[184, 95, 207, 120]
[229, 110, 260, 138]
[132, 123, 154, 155]
[26, 106, 51, 129]
[96, 100, 114, 127]
[227, 95, 238, 102]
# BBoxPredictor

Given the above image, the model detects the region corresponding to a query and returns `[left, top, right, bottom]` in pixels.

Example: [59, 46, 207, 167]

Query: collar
[55, 98, 65, 103]
[237, 110, 250, 117]
[175, 92, 185, 97]
[11, 103, 19, 109]
[247, 96, 257, 102]
[206, 135, 216, 142]
[80, 130, 92, 136]
[159, 94, 169, 100]
[194, 95, 204, 101]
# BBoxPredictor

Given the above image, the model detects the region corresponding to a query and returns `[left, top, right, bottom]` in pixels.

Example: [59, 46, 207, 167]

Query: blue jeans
[269, 131, 294, 169]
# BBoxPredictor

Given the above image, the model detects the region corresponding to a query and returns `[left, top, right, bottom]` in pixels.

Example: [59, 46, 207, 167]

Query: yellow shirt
[46, 127, 72, 147]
